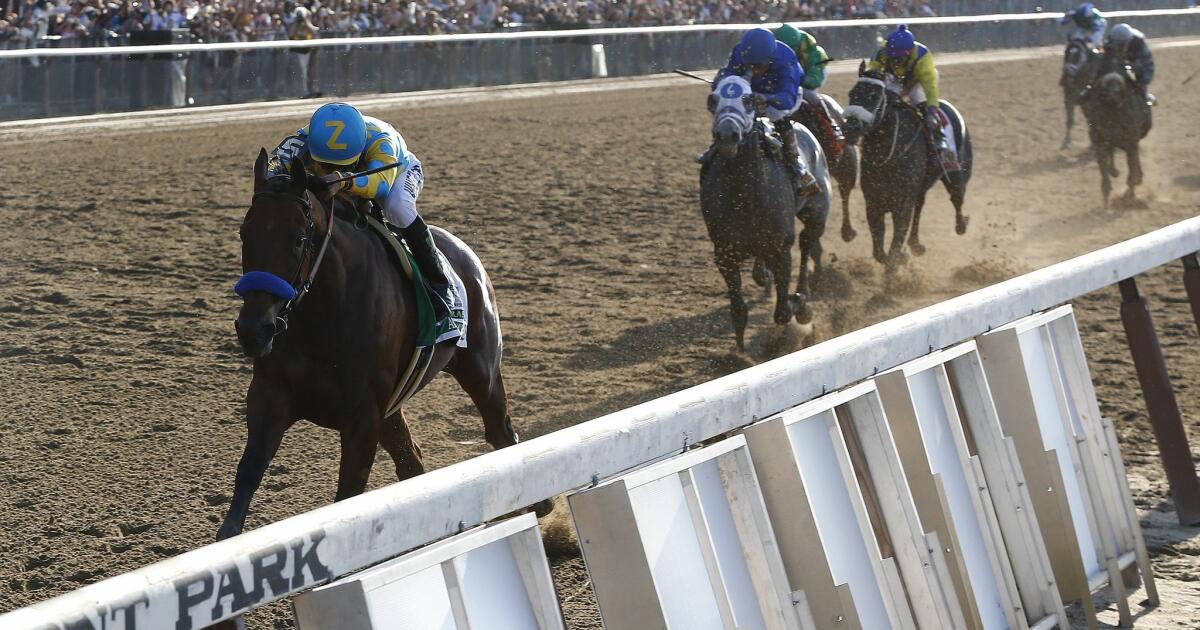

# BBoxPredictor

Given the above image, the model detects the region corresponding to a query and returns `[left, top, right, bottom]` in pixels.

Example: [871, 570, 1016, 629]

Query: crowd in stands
[0, 0, 937, 47]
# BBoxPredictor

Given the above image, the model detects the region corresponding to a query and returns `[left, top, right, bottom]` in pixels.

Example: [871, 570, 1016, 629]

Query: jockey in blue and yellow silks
[267, 102, 455, 320]
[711, 27, 820, 198]
[867, 25, 960, 172]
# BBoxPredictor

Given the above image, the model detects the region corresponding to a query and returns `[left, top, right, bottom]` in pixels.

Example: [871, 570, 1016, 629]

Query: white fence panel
[293, 513, 560, 630]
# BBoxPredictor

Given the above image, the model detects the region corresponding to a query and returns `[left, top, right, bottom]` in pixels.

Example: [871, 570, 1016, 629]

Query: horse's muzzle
[715, 129, 741, 158]
[235, 297, 282, 358]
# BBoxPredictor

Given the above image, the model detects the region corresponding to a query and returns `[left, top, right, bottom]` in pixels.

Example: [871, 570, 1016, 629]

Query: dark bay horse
[794, 94, 861, 243]
[1080, 51, 1151, 206]
[701, 75, 830, 351]
[219, 150, 534, 541]
[841, 65, 973, 269]
[1061, 37, 1101, 149]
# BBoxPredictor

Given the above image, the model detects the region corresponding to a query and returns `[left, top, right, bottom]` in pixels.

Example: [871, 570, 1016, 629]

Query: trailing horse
[700, 75, 831, 351]
[794, 94, 861, 244]
[1080, 51, 1151, 206]
[220, 151, 542, 542]
[841, 65, 973, 269]
[1061, 36, 1101, 150]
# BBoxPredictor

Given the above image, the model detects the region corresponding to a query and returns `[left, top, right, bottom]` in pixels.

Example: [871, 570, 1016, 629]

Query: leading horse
[700, 75, 831, 351]
[841, 65, 973, 269]
[1080, 51, 1151, 206]
[220, 151, 537, 542]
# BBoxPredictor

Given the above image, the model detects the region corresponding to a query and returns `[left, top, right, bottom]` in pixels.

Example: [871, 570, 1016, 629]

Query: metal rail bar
[0, 9, 1196, 59]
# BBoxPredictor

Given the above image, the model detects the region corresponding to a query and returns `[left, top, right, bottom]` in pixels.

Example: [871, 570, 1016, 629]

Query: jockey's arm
[266, 132, 308, 178]
[1132, 40, 1155, 85]
[865, 50, 885, 74]
[766, 62, 802, 112]
[801, 45, 829, 90]
[345, 137, 402, 201]
[913, 51, 940, 106]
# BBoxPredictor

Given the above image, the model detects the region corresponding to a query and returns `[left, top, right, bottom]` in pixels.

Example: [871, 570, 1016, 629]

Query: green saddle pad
[364, 215, 458, 348]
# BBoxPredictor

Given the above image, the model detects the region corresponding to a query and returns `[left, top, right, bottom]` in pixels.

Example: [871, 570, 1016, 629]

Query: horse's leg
[888, 203, 913, 270]
[334, 411, 381, 501]
[380, 408, 425, 481]
[866, 201, 887, 264]
[767, 243, 796, 326]
[1126, 143, 1143, 198]
[1062, 88, 1074, 150]
[838, 158, 857, 242]
[908, 194, 927, 257]
[1095, 141, 1113, 207]
[715, 248, 748, 351]
[217, 383, 291, 541]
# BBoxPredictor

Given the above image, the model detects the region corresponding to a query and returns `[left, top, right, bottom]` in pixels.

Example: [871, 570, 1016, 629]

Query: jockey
[1060, 2, 1107, 49]
[1105, 23, 1156, 104]
[867, 24, 961, 173]
[267, 102, 455, 320]
[713, 27, 820, 198]
[774, 24, 846, 164]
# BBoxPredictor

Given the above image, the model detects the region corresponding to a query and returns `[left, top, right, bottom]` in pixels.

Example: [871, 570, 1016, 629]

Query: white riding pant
[893, 83, 957, 155]
[765, 98, 801, 122]
[381, 160, 424, 229]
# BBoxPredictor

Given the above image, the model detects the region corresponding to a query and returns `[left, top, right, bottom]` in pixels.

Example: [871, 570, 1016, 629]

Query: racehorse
[220, 150, 538, 542]
[841, 64, 973, 269]
[1061, 36, 1101, 149]
[794, 94, 861, 243]
[700, 75, 831, 351]
[1080, 51, 1151, 206]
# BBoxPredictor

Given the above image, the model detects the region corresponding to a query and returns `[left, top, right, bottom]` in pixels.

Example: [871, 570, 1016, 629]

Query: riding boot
[398, 216, 454, 322]
[925, 113, 961, 174]
[773, 120, 820, 199]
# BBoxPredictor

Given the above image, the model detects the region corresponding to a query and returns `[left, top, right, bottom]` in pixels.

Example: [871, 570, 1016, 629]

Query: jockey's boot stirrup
[775, 121, 820, 199]
[400, 217, 453, 322]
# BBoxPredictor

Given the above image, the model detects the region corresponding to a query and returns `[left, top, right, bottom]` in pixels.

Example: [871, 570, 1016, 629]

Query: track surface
[2, 44, 1199, 628]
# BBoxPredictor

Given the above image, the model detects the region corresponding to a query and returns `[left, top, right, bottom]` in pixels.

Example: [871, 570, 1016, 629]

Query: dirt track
[1, 44, 1199, 629]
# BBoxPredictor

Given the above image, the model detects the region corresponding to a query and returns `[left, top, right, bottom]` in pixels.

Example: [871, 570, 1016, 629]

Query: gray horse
[1061, 37, 1101, 149]
[841, 66, 972, 269]
[1080, 51, 1151, 206]
[700, 75, 832, 351]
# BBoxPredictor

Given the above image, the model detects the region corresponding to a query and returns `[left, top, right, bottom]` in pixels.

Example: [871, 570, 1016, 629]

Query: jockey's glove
[319, 172, 353, 193]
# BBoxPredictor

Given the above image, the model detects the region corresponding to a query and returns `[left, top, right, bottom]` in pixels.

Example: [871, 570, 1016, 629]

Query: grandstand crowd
[0, 0, 937, 47]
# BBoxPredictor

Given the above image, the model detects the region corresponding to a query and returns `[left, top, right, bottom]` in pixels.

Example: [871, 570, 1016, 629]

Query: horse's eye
[294, 235, 306, 248]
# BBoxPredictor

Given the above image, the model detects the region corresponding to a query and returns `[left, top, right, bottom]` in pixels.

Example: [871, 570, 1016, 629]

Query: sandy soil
[1, 44, 1198, 629]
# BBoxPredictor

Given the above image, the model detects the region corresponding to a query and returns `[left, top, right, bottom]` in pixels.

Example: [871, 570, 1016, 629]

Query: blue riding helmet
[1077, 2, 1094, 15]
[885, 24, 915, 59]
[737, 28, 776, 66]
[308, 103, 368, 166]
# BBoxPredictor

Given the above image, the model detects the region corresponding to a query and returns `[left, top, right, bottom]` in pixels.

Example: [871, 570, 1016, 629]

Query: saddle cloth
[365, 215, 468, 349]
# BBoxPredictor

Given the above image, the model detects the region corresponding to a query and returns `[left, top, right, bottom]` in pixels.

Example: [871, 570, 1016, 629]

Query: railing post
[1118, 276, 1200, 525]
[1183, 253, 1200, 334]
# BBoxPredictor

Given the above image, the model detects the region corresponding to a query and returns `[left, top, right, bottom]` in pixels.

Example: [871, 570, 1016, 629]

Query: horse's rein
[249, 190, 335, 334]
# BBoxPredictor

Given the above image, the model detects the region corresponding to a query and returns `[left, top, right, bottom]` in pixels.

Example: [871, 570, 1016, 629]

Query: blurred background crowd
[0, 0, 938, 47]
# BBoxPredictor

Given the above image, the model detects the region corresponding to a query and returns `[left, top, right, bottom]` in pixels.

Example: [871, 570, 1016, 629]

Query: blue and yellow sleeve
[913, 51, 939, 105]
[346, 137, 403, 201]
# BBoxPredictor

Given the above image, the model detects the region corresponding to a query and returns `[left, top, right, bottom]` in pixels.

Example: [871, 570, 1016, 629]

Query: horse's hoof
[795, 300, 814, 325]
[1109, 166, 1120, 178]
[909, 242, 926, 257]
[956, 215, 970, 235]
[842, 226, 857, 242]
[216, 522, 241, 542]
[532, 498, 555, 518]
[752, 259, 770, 287]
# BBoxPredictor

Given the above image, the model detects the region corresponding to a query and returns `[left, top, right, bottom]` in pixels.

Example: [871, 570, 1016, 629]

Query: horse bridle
[848, 75, 917, 164]
[246, 189, 335, 335]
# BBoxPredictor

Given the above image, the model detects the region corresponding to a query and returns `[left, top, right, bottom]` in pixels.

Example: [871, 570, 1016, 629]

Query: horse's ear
[254, 148, 269, 191]
[858, 60, 866, 75]
[288, 156, 308, 193]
